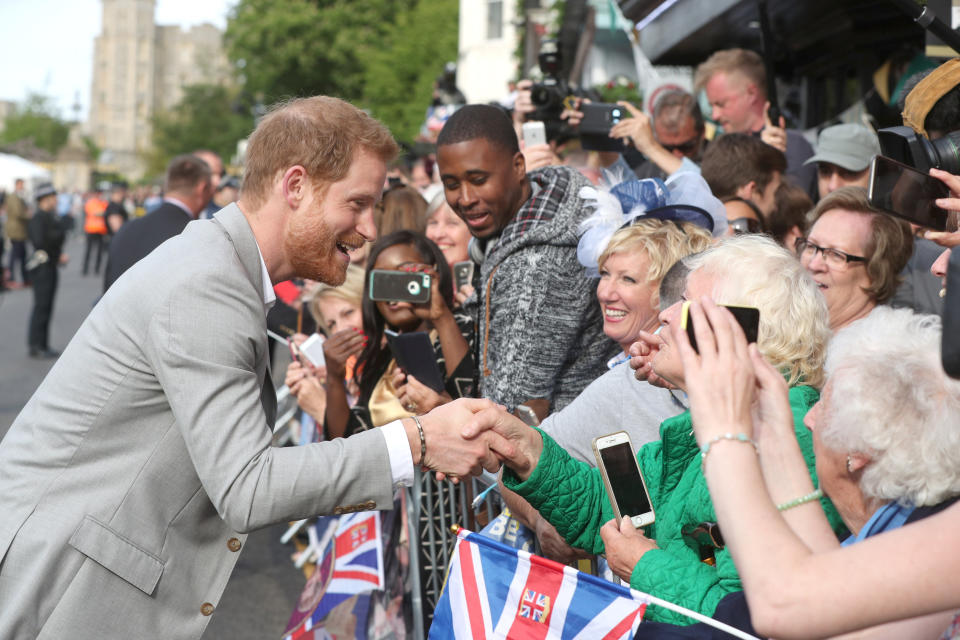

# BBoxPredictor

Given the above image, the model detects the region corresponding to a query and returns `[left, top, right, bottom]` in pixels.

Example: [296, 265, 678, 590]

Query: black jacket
[104, 201, 193, 292]
[27, 207, 66, 265]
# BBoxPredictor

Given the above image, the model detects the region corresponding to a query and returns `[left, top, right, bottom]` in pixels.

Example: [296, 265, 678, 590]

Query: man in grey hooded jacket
[437, 104, 618, 420]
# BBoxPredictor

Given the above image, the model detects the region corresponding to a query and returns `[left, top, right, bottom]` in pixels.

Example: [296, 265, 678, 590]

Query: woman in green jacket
[472, 235, 848, 625]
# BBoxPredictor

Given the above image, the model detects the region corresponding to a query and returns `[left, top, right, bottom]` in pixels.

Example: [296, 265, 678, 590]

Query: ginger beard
[283, 210, 366, 286]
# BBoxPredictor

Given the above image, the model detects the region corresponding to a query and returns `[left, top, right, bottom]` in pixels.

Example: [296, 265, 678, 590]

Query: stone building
[87, 0, 229, 178]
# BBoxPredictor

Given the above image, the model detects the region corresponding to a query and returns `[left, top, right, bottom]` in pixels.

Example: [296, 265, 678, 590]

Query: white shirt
[252, 241, 414, 488]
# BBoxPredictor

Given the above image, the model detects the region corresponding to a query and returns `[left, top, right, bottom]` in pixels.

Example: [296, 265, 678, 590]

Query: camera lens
[407, 282, 420, 295]
[931, 132, 960, 175]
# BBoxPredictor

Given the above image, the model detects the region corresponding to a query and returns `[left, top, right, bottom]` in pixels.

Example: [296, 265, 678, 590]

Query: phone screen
[599, 442, 652, 519]
[869, 155, 949, 231]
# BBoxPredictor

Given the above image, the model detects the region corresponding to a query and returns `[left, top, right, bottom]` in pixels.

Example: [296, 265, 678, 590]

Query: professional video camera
[877, 125, 960, 174]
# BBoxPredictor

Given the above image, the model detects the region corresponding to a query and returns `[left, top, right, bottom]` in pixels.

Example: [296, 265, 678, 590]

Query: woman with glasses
[795, 186, 912, 331]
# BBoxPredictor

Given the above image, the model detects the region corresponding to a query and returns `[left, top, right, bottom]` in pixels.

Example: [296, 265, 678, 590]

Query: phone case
[681, 302, 760, 353]
[369, 270, 431, 303]
[384, 330, 445, 393]
[521, 121, 547, 147]
[453, 261, 474, 290]
[592, 431, 656, 528]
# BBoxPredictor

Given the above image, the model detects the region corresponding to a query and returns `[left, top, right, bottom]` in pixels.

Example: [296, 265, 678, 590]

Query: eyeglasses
[794, 238, 866, 268]
[659, 136, 701, 154]
[729, 217, 762, 234]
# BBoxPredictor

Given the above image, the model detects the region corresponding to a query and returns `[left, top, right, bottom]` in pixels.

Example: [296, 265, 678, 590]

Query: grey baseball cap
[804, 124, 881, 172]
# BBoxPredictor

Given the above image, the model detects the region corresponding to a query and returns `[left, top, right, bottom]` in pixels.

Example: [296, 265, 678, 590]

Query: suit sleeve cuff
[381, 419, 415, 488]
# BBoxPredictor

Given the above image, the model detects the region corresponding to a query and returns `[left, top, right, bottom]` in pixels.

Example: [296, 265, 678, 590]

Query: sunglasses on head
[729, 217, 762, 234]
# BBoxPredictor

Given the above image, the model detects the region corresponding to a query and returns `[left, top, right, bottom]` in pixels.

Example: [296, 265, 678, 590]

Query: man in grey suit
[0, 96, 506, 639]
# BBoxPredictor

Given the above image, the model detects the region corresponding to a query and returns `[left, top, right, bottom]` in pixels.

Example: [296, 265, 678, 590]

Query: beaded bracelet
[412, 415, 427, 468]
[699, 432, 758, 472]
[776, 489, 823, 512]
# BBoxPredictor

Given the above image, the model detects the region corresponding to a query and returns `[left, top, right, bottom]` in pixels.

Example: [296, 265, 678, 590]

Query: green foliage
[360, 0, 459, 142]
[225, 0, 415, 104]
[146, 83, 255, 177]
[0, 93, 71, 155]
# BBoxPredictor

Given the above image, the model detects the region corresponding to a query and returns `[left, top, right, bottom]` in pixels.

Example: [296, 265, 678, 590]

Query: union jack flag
[282, 512, 384, 640]
[429, 529, 647, 639]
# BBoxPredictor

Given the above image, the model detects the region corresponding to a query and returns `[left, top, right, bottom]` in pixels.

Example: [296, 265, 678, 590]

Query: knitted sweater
[504, 385, 847, 625]
[463, 165, 619, 412]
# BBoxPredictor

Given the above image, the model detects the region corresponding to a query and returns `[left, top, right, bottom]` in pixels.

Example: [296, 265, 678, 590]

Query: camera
[877, 125, 960, 174]
[529, 40, 570, 112]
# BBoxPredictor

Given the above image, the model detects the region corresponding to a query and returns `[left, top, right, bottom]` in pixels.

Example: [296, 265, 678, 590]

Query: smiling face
[283, 149, 384, 285]
[372, 243, 427, 331]
[652, 268, 716, 390]
[317, 296, 363, 334]
[800, 208, 875, 330]
[425, 200, 471, 266]
[596, 251, 659, 352]
[437, 138, 528, 239]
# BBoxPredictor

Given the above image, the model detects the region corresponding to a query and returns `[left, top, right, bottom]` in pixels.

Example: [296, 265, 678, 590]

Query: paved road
[0, 232, 305, 638]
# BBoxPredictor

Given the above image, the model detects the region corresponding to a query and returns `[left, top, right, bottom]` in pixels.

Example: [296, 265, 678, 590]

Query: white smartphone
[593, 431, 655, 528]
[521, 121, 547, 148]
[298, 333, 326, 368]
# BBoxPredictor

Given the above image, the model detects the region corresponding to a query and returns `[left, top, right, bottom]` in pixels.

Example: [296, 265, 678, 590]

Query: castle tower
[89, 0, 158, 178]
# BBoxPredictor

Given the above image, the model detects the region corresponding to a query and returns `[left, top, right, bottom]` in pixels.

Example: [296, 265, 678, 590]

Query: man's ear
[735, 181, 757, 201]
[513, 150, 527, 181]
[281, 165, 308, 208]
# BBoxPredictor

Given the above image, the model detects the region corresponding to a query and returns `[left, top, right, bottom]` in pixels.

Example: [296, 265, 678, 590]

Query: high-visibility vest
[84, 197, 108, 234]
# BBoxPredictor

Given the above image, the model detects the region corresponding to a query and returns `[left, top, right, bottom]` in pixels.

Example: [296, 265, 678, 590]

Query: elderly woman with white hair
[465, 235, 847, 625]
[675, 302, 960, 638]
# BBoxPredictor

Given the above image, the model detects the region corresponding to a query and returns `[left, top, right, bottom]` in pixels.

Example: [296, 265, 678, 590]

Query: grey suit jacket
[0, 204, 395, 639]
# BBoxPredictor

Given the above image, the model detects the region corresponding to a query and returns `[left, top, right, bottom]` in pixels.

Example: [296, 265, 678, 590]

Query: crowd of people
[2, 39, 960, 640]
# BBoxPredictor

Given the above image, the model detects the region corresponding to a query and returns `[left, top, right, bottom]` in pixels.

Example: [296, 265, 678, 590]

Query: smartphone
[681, 302, 760, 354]
[578, 102, 629, 153]
[868, 155, 949, 231]
[287, 338, 301, 364]
[299, 333, 326, 368]
[593, 431, 655, 529]
[521, 121, 547, 148]
[515, 404, 540, 427]
[384, 329, 445, 393]
[453, 261, 474, 291]
[369, 269, 431, 304]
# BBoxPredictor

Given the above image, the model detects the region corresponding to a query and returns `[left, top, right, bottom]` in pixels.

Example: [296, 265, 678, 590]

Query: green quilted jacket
[503, 384, 846, 625]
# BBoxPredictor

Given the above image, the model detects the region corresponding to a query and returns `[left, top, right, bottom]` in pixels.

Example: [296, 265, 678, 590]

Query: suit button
[201, 602, 215, 616]
[227, 537, 242, 552]
[363, 500, 376, 510]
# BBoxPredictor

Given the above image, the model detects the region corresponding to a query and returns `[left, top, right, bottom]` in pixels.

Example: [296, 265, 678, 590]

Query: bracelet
[699, 432, 758, 472]
[412, 415, 427, 468]
[777, 489, 823, 512]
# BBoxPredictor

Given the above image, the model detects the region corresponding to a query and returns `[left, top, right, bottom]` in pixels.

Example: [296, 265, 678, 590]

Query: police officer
[27, 183, 68, 358]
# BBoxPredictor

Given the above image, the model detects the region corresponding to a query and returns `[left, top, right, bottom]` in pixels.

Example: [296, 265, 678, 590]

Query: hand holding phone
[453, 261, 475, 291]
[594, 431, 655, 528]
[298, 333, 326, 368]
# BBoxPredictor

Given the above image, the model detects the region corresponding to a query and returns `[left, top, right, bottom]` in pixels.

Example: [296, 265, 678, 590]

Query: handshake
[400, 398, 545, 482]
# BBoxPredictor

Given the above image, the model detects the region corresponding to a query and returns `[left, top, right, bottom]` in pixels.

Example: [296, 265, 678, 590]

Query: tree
[224, 0, 414, 104]
[146, 84, 255, 176]
[360, 0, 459, 142]
[0, 93, 71, 155]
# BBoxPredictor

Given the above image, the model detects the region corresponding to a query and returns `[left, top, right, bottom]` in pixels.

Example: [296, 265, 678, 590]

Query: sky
[0, 0, 234, 122]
